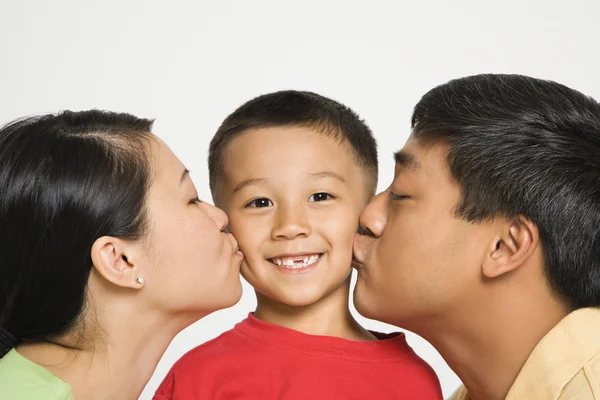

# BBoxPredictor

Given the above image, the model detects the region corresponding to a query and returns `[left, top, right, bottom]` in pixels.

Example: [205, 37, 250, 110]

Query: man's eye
[388, 192, 409, 201]
[246, 198, 273, 208]
[308, 192, 333, 202]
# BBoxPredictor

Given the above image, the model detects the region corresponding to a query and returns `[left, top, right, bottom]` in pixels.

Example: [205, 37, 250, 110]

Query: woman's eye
[246, 198, 273, 208]
[189, 197, 202, 205]
[308, 192, 333, 202]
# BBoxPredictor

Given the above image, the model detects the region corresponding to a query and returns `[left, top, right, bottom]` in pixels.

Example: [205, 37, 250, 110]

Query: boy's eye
[308, 192, 333, 202]
[246, 198, 273, 208]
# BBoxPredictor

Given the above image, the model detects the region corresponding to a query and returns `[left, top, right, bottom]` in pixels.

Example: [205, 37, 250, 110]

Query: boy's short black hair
[411, 73, 600, 309]
[208, 90, 378, 202]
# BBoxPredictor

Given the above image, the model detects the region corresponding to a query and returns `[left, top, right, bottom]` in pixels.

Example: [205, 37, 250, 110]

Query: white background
[2, 1, 599, 398]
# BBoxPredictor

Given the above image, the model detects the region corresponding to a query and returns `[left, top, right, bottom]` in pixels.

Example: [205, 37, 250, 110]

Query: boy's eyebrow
[307, 171, 346, 183]
[394, 151, 420, 171]
[231, 172, 345, 194]
[232, 177, 268, 194]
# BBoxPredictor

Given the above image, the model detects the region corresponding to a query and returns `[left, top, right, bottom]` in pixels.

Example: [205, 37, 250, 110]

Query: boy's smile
[217, 125, 372, 307]
[268, 253, 322, 273]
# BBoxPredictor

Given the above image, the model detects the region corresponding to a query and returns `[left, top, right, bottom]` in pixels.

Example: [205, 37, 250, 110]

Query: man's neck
[416, 289, 568, 400]
[254, 275, 376, 341]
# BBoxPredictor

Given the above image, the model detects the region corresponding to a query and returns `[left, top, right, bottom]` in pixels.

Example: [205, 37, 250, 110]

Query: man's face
[353, 137, 492, 327]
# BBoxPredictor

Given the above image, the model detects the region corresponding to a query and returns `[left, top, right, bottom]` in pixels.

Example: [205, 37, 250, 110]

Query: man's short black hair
[411, 74, 600, 309]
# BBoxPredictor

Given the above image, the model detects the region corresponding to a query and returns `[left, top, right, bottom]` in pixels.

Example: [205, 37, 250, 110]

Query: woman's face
[140, 136, 243, 317]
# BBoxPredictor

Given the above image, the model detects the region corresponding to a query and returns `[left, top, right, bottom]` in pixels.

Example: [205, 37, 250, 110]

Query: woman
[0, 110, 243, 399]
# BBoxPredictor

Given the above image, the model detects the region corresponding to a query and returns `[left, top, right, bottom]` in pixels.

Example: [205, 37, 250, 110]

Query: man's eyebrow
[232, 177, 268, 194]
[307, 171, 346, 183]
[180, 169, 190, 185]
[394, 151, 420, 171]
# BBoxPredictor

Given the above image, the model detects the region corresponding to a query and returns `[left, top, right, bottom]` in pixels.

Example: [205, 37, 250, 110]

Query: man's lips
[351, 255, 363, 269]
[353, 233, 367, 265]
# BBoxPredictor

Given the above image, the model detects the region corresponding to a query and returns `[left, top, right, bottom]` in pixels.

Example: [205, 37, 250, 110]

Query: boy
[154, 91, 442, 399]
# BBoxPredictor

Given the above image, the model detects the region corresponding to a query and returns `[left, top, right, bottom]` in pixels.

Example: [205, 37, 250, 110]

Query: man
[353, 74, 600, 400]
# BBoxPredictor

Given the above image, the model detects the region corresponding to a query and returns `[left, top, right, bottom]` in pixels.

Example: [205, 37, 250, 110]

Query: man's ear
[482, 217, 539, 278]
[91, 236, 145, 289]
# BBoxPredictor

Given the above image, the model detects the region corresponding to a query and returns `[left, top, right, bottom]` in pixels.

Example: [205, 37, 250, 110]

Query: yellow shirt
[450, 307, 600, 400]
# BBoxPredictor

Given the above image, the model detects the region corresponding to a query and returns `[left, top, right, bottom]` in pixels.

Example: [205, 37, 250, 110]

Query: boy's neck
[254, 276, 376, 341]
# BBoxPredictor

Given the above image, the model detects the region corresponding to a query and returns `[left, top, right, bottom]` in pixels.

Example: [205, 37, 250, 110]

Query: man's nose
[358, 190, 388, 238]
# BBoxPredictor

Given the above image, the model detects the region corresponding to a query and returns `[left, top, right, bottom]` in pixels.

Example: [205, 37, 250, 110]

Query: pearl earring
[135, 276, 144, 285]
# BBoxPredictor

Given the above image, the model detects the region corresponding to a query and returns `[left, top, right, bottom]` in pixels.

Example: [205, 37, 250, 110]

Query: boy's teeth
[271, 254, 321, 269]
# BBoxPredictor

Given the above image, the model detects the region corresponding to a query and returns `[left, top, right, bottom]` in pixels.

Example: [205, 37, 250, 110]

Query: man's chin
[353, 280, 382, 321]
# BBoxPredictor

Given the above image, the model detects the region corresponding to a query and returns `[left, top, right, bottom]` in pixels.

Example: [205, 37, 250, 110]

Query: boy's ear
[482, 217, 539, 278]
[91, 236, 145, 289]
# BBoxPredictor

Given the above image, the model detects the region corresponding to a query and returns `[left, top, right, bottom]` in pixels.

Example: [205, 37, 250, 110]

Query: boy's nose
[271, 205, 311, 240]
[358, 191, 388, 238]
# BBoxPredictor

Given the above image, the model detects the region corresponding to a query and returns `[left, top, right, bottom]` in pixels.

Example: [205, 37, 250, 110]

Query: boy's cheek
[228, 217, 257, 239]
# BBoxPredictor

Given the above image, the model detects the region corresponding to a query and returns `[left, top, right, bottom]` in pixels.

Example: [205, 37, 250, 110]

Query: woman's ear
[482, 217, 539, 278]
[91, 236, 145, 289]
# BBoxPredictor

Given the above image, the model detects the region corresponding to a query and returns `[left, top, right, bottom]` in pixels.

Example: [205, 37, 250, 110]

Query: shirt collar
[506, 307, 600, 399]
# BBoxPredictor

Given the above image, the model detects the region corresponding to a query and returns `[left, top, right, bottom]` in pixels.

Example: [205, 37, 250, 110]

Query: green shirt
[0, 348, 75, 399]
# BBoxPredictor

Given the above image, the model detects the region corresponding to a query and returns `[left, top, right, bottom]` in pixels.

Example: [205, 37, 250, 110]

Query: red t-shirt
[154, 313, 442, 399]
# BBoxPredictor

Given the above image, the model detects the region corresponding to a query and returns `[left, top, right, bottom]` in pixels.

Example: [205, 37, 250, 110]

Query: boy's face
[218, 126, 372, 307]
